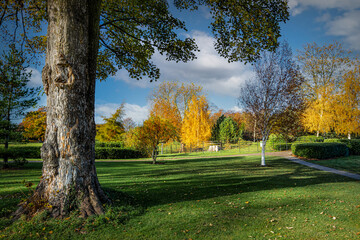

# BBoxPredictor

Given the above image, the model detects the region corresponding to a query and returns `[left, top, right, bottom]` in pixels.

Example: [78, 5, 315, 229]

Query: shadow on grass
[97, 156, 356, 210]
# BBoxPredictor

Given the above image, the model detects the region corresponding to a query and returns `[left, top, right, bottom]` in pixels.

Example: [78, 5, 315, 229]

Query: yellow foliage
[150, 81, 203, 138]
[181, 95, 211, 148]
[332, 65, 360, 137]
[302, 92, 334, 135]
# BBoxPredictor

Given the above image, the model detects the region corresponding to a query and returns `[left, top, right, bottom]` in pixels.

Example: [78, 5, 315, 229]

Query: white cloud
[114, 31, 254, 98]
[324, 10, 360, 50]
[26, 67, 43, 87]
[95, 103, 149, 124]
[230, 106, 242, 112]
[288, 0, 360, 15]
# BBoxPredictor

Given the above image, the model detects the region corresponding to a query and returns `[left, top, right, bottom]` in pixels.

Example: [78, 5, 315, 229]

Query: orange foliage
[149, 81, 202, 138]
[21, 107, 47, 141]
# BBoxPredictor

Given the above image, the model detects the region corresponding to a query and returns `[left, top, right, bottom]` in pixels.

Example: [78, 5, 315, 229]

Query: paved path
[274, 151, 360, 181]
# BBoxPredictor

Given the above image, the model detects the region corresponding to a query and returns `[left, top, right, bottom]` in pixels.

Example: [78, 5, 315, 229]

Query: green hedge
[0, 146, 143, 159]
[273, 143, 292, 151]
[95, 147, 144, 159]
[95, 142, 124, 148]
[291, 142, 349, 159]
[324, 139, 360, 155]
[0, 147, 41, 159]
[296, 136, 324, 143]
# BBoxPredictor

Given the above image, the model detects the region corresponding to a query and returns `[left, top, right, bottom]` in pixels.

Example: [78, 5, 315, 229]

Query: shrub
[0, 146, 41, 159]
[268, 134, 286, 144]
[95, 141, 124, 148]
[324, 139, 360, 155]
[95, 148, 144, 159]
[291, 142, 349, 159]
[273, 143, 292, 151]
[296, 136, 324, 143]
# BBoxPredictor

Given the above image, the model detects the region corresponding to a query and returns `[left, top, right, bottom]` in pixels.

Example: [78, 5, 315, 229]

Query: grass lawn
[1, 156, 360, 239]
[304, 155, 360, 175]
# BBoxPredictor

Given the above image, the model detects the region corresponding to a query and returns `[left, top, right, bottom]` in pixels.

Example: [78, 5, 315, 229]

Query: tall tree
[96, 104, 125, 142]
[297, 42, 353, 136]
[332, 65, 360, 139]
[2, 0, 289, 217]
[181, 95, 211, 149]
[0, 46, 40, 168]
[149, 81, 203, 136]
[238, 42, 304, 166]
[20, 107, 47, 142]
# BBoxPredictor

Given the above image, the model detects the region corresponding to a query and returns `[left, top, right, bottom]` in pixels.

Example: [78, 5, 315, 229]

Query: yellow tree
[332, 65, 360, 139]
[302, 92, 334, 136]
[181, 95, 211, 149]
[298, 42, 353, 136]
[150, 81, 203, 139]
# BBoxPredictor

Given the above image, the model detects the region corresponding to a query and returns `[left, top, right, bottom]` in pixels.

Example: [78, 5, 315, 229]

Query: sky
[28, 0, 360, 124]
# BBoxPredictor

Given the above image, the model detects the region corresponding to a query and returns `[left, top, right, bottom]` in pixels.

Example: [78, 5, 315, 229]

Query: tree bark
[261, 139, 266, 166]
[15, 0, 109, 218]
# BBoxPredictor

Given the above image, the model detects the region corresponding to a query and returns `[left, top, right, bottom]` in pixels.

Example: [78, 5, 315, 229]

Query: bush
[0, 146, 41, 159]
[268, 134, 286, 144]
[95, 147, 144, 159]
[296, 136, 324, 143]
[324, 139, 360, 155]
[95, 141, 124, 148]
[291, 142, 349, 159]
[273, 143, 292, 151]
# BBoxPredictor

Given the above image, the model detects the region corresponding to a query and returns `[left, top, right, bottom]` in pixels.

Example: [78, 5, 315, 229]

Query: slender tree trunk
[152, 148, 157, 164]
[348, 133, 351, 140]
[253, 119, 257, 142]
[15, 0, 109, 218]
[261, 139, 266, 166]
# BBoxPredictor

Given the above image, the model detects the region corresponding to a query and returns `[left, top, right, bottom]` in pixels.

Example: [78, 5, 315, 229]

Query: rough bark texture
[15, 0, 109, 218]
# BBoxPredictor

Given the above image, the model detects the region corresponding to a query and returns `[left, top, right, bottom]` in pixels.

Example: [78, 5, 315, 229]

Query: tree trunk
[15, 0, 109, 218]
[261, 139, 266, 166]
[348, 133, 351, 140]
[152, 148, 157, 164]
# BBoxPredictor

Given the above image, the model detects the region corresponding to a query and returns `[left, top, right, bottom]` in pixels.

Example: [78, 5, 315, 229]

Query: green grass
[1, 156, 360, 239]
[305, 155, 360, 174]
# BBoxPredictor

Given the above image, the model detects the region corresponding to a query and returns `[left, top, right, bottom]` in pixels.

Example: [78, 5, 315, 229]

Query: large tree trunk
[15, 0, 109, 218]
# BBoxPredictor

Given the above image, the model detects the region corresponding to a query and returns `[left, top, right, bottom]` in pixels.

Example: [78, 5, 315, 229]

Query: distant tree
[137, 116, 177, 164]
[20, 107, 47, 142]
[181, 95, 211, 149]
[297, 41, 353, 137]
[150, 81, 203, 137]
[123, 117, 136, 132]
[238, 42, 304, 166]
[211, 114, 226, 142]
[272, 106, 305, 141]
[219, 117, 240, 143]
[96, 104, 126, 142]
[332, 65, 360, 139]
[0, 46, 40, 168]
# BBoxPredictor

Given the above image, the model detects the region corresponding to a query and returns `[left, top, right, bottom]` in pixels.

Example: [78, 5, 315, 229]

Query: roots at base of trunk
[13, 180, 111, 219]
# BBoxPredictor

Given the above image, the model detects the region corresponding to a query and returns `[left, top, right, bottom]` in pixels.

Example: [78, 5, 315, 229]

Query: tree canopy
[1, 0, 289, 81]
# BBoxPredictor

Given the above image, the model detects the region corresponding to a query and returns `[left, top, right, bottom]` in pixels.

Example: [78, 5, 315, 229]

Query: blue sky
[28, 0, 360, 124]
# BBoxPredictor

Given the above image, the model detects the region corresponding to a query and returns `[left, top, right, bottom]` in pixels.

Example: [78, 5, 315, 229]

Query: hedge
[273, 143, 292, 151]
[0, 146, 144, 159]
[95, 147, 144, 159]
[0, 146, 41, 159]
[295, 136, 324, 143]
[291, 142, 349, 159]
[95, 141, 124, 148]
[324, 139, 360, 155]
